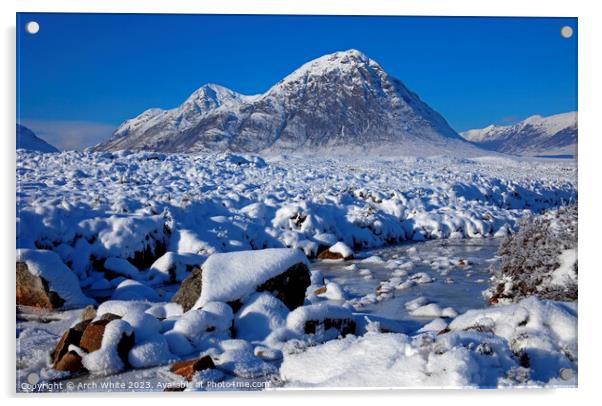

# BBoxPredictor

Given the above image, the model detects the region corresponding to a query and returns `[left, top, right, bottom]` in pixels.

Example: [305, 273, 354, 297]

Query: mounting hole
[560, 26, 573, 39]
[25, 21, 40, 35]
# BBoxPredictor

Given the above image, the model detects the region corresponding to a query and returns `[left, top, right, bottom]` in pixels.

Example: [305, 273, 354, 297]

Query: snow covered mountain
[460, 112, 577, 157]
[16, 124, 59, 153]
[96, 49, 480, 156]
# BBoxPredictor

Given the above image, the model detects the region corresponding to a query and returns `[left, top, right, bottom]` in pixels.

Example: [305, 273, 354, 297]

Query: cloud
[19, 120, 116, 151]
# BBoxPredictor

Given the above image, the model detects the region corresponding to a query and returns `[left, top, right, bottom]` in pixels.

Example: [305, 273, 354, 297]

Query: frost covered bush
[485, 205, 577, 304]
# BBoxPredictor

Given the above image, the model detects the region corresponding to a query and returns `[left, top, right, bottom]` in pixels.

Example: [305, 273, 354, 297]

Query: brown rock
[54, 350, 85, 373]
[170, 356, 216, 381]
[99, 312, 122, 322]
[171, 267, 203, 312]
[313, 286, 328, 295]
[80, 305, 97, 321]
[79, 319, 112, 352]
[51, 320, 90, 365]
[16, 262, 65, 309]
[317, 250, 353, 261]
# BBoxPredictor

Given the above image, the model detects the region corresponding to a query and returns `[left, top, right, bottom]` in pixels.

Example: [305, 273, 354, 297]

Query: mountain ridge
[460, 112, 577, 156]
[16, 124, 59, 153]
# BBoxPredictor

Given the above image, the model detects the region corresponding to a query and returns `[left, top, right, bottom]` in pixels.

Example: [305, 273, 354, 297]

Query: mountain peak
[96, 50, 472, 155]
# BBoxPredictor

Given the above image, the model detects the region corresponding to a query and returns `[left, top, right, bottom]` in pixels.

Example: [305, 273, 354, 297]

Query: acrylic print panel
[16, 13, 577, 392]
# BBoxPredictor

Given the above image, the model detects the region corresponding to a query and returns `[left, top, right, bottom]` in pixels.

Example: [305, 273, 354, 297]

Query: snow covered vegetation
[15, 146, 578, 391]
[484, 205, 578, 304]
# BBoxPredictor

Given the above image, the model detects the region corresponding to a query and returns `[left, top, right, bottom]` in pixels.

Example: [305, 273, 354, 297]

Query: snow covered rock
[233, 292, 290, 342]
[446, 296, 577, 382]
[16, 249, 93, 309]
[111, 279, 161, 302]
[286, 303, 356, 342]
[52, 316, 135, 375]
[81, 319, 135, 374]
[317, 242, 354, 260]
[172, 248, 310, 311]
[52, 320, 92, 369]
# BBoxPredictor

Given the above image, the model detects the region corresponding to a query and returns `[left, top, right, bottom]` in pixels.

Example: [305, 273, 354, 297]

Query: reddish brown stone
[169, 356, 215, 381]
[313, 286, 327, 295]
[54, 351, 85, 373]
[51, 320, 90, 365]
[16, 262, 65, 309]
[317, 250, 353, 260]
[79, 319, 112, 352]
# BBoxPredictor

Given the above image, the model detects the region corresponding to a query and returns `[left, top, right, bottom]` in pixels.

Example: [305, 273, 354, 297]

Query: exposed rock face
[304, 318, 357, 338]
[171, 267, 203, 312]
[256, 262, 311, 310]
[54, 351, 85, 373]
[79, 319, 113, 353]
[95, 50, 475, 156]
[169, 356, 216, 381]
[52, 320, 90, 366]
[16, 261, 65, 309]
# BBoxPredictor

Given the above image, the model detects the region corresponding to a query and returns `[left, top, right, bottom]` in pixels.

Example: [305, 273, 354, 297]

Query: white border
[2, 1, 601, 405]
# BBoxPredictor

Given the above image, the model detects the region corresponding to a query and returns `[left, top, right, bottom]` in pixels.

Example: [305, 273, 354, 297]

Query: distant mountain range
[94, 49, 483, 156]
[460, 112, 577, 157]
[16, 124, 59, 153]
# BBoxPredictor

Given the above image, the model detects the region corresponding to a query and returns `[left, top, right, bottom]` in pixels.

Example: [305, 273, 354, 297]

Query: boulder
[79, 319, 112, 352]
[16, 261, 64, 309]
[171, 249, 311, 312]
[52, 314, 134, 372]
[256, 262, 311, 310]
[16, 250, 94, 309]
[169, 356, 216, 381]
[79, 314, 129, 354]
[317, 242, 354, 261]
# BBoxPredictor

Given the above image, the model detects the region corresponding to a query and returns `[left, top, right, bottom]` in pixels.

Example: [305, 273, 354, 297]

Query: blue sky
[17, 13, 577, 149]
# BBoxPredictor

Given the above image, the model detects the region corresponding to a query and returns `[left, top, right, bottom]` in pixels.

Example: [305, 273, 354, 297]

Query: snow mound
[234, 293, 290, 342]
[194, 248, 308, 308]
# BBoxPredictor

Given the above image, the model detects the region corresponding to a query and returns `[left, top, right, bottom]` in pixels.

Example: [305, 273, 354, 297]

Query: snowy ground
[16, 150, 577, 391]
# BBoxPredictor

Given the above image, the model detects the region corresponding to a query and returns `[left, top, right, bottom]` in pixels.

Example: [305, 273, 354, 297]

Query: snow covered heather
[280, 297, 577, 388]
[485, 205, 578, 304]
[17, 150, 576, 280]
[15, 149, 578, 390]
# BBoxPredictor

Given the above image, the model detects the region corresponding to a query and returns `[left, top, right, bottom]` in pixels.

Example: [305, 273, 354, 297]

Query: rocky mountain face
[95, 50, 479, 156]
[16, 124, 59, 153]
[460, 112, 577, 157]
